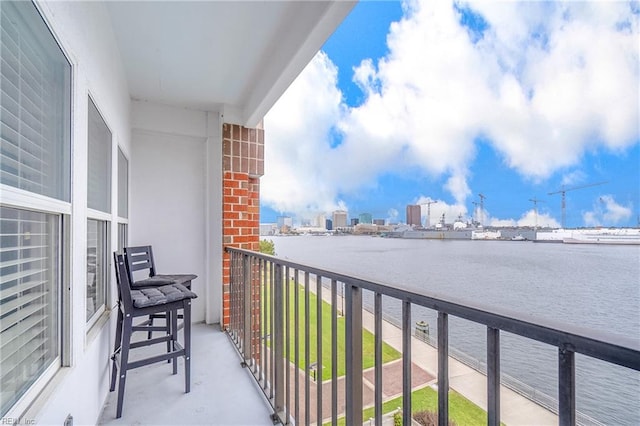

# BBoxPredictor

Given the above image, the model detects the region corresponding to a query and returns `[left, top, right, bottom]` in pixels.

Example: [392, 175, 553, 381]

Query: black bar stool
[110, 253, 197, 418]
[123, 245, 197, 338]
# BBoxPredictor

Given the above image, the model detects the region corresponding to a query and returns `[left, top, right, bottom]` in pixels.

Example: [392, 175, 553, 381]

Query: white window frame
[117, 147, 129, 253]
[0, 0, 72, 417]
[86, 95, 112, 329]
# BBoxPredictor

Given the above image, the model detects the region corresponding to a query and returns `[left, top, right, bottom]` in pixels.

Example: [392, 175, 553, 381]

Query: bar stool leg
[184, 300, 192, 393]
[110, 307, 124, 392]
[171, 308, 179, 375]
[147, 314, 154, 339]
[166, 310, 172, 363]
[116, 314, 133, 419]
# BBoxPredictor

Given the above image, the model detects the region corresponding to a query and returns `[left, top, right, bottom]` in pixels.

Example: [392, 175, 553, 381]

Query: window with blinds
[86, 219, 107, 323]
[87, 98, 111, 213]
[117, 148, 128, 219]
[0, 1, 71, 202]
[0, 206, 60, 416]
[0, 1, 70, 417]
[86, 97, 111, 325]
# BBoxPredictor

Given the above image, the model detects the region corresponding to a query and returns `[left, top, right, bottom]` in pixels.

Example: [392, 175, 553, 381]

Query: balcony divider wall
[221, 123, 264, 330]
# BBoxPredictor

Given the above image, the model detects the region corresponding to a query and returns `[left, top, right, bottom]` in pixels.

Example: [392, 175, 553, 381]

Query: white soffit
[106, 1, 356, 127]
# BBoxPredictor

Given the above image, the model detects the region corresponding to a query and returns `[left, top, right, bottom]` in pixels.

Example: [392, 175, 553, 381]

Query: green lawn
[331, 387, 488, 426]
[264, 280, 401, 381]
[260, 278, 488, 426]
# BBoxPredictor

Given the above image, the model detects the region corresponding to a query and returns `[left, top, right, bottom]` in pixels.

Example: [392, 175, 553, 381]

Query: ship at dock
[388, 213, 537, 241]
[387, 212, 639, 244]
[537, 228, 640, 245]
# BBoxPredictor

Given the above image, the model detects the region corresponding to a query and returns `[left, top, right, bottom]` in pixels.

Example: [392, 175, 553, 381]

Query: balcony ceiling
[106, 1, 356, 127]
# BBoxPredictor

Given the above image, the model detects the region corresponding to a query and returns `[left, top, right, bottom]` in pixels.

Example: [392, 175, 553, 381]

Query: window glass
[87, 98, 111, 213]
[0, 206, 60, 416]
[117, 148, 128, 218]
[118, 223, 127, 253]
[0, 1, 71, 201]
[86, 219, 107, 322]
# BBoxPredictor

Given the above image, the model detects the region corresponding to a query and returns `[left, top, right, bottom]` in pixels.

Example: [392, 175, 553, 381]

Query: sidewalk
[315, 284, 558, 425]
[286, 359, 434, 424]
[358, 306, 558, 425]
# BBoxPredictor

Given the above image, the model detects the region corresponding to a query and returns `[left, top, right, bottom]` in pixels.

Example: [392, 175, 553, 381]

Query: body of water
[270, 235, 640, 425]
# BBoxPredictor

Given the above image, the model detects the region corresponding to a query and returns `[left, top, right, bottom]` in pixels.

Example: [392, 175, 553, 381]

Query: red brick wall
[222, 123, 264, 328]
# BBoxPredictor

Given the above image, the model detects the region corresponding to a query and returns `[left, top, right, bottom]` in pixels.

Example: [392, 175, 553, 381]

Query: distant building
[326, 219, 333, 230]
[314, 214, 326, 229]
[353, 223, 377, 234]
[406, 205, 422, 227]
[260, 223, 277, 236]
[359, 213, 372, 224]
[350, 218, 359, 226]
[277, 215, 293, 233]
[333, 210, 348, 228]
[373, 219, 385, 226]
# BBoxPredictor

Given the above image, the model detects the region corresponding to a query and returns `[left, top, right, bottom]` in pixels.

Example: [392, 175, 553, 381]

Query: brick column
[222, 123, 264, 329]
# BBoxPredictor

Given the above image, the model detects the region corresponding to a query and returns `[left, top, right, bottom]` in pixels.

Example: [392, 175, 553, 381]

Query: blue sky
[261, 1, 639, 229]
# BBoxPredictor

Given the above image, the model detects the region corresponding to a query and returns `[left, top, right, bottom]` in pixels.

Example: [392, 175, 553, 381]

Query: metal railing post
[559, 347, 576, 426]
[438, 311, 449, 426]
[345, 284, 363, 426]
[487, 327, 500, 426]
[317, 275, 323, 424]
[402, 301, 412, 424]
[273, 263, 285, 417]
[331, 279, 338, 425]
[374, 292, 383, 426]
[243, 254, 252, 364]
[304, 272, 310, 426]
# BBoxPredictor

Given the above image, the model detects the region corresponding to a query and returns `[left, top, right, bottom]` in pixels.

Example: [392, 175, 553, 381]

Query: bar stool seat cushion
[131, 283, 197, 308]
[132, 274, 198, 289]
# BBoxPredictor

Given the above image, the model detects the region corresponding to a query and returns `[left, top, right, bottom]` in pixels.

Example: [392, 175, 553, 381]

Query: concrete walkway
[315, 284, 559, 425]
[359, 306, 558, 425]
[287, 359, 435, 424]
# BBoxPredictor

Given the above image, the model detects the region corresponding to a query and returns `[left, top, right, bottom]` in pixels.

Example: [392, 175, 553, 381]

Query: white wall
[130, 130, 207, 319]
[130, 101, 223, 324]
[14, 3, 224, 424]
[30, 1, 132, 425]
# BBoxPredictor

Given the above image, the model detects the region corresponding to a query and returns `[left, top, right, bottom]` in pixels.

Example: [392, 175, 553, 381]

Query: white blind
[87, 98, 111, 213]
[0, 1, 71, 201]
[86, 219, 106, 322]
[0, 206, 59, 416]
[117, 147, 128, 218]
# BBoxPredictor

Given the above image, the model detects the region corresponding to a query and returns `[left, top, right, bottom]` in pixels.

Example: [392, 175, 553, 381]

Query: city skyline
[260, 1, 639, 228]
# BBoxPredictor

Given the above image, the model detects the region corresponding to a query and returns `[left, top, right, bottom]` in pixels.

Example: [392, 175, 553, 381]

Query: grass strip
[264, 280, 402, 380]
[329, 387, 489, 426]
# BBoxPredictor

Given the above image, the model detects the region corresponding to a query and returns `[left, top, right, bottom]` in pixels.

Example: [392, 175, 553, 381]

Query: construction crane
[528, 197, 545, 231]
[420, 200, 438, 228]
[471, 201, 479, 225]
[478, 193, 487, 226]
[548, 181, 607, 228]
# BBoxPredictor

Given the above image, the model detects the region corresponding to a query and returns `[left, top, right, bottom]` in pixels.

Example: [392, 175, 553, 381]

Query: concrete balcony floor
[98, 323, 273, 426]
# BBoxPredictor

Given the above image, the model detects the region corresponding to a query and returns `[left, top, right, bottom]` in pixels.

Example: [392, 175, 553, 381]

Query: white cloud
[262, 52, 345, 215]
[490, 218, 517, 227]
[489, 209, 560, 228]
[583, 195, 633, 226]
[561, 170, 588, 187]
[263, 0, 639, 218]
[386, 208, 399, 224]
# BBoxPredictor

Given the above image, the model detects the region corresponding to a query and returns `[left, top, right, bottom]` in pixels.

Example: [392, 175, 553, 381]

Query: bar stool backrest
[113, 252, 134, 311]
[123, 245, 157, 281]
